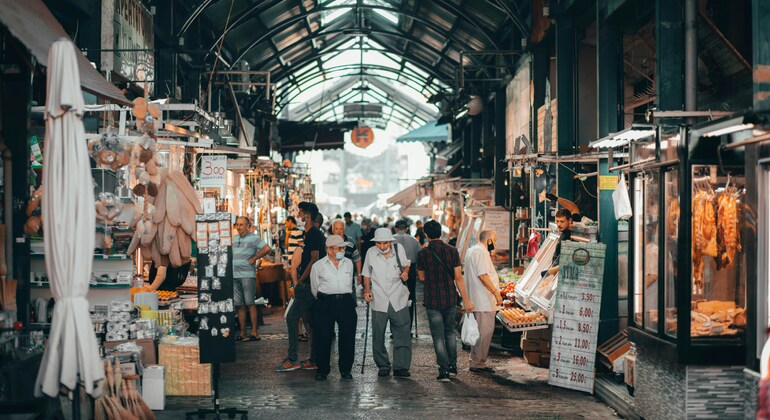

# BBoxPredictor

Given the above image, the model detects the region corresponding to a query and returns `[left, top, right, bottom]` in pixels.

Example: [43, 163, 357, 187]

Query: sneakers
[300, 359, 318, 370]
[254, 297, 269, 305]
[393, 369, 411, 378]
[377, 368, 391, 377]
[274, 359, 300, 372]
[448, 366, 458, 376]
[341, 372, 353, 380]
[314, 373, 328, 381]
[436, 372, 451, 382]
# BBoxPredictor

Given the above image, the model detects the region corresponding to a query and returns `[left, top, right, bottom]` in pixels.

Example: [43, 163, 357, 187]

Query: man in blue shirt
[344, 212, 363, 251]
[233, 216, 271, 342]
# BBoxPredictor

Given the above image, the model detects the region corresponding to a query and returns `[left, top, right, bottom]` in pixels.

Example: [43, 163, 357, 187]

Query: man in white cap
[310, 235, 357, 381]
[362, 228, 412, 378]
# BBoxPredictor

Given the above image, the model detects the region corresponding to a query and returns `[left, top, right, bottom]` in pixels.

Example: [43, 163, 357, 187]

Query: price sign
[199, 155, 227, 187]
[548, 242, 606, 394]
[483, 211, 511, 250]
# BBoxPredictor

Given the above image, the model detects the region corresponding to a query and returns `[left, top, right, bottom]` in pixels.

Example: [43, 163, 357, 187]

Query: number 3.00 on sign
[200, 155, 227, 187]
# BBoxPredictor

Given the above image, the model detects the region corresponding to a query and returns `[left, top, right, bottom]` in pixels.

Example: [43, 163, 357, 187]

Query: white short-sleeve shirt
[310, 257, 354, 297]
[362, 244, 410, 313]
[463, 242, 498, 312]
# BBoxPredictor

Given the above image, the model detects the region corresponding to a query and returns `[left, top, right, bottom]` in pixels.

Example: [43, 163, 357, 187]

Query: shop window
[664, 169, 679, 337]
[643, 171, 660, 333]
[690, 165, 746, 339]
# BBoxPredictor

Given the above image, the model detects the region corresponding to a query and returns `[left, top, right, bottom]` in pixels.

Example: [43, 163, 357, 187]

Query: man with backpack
[415, 220, 474, 382]
[362, 228, 412, 378]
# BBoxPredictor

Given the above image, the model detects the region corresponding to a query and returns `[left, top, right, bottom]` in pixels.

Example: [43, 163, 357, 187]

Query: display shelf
[496, 313, 549, 332]
[31, 282, 130, 289]
[30, 252, 130, 260]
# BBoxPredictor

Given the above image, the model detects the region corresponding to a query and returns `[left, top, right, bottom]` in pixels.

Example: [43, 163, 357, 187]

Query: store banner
[548, 242, 606, 394]
[199, 155, 227, 187]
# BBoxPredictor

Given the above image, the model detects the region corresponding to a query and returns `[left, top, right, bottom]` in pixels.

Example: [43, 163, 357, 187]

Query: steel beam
[656, 0, 684, 114]
[556, 16, 576, 201]
[596, 0, 622, 344]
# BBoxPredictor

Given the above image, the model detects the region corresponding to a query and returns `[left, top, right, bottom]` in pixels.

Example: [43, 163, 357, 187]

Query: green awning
[396, 120, 448, 143]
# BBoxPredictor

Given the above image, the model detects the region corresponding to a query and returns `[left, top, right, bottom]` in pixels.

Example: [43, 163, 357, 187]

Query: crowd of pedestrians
[267, 201, 498, 382]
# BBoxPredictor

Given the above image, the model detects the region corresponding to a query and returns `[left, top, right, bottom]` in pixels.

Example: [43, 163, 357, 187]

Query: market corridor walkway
[161, 289, 618, 419]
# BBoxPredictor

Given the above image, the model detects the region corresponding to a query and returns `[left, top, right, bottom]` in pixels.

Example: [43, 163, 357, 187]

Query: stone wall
[744, 369, 759, 419]
[686, 366, 745, 418]
[635, 346, 686, 420]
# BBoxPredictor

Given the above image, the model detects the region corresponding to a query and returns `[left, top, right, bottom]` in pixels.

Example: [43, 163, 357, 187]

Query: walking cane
[361, 301, 370, 374]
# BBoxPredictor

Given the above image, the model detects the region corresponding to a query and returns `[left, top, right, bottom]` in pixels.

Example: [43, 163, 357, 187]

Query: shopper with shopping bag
[415, 221, 474, 382]
[463, 230, 503, 374]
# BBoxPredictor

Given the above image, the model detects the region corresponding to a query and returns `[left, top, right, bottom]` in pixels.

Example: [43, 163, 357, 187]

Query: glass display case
[514, 233, 559, 310]
[628, 118, 757, 365]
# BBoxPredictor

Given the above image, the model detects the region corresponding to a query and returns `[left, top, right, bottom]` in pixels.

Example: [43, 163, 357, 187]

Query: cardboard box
[523, 327, 551, 341]
[142, 365, 165, 411]
[521, 338, 550, 352]
[523, 350, 542, 366]
[104, 338, 157, 366]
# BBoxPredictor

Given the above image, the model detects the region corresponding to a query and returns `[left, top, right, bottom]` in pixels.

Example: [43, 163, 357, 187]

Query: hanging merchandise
[716, 185, 742, 270]
[691, 180, 717, 287]
[88, 130, 132, 170]
[612, 173, 633, 221]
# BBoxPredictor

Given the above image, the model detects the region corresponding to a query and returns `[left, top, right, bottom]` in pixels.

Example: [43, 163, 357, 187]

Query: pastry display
[690, 300, 745, 336]
[500, 308, 547, 326]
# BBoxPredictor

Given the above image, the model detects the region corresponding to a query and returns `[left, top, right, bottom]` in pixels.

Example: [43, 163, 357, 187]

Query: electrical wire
[206, 0, 236, 109]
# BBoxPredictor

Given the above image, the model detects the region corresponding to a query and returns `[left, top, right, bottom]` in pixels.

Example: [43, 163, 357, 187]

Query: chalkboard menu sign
[548, 242, 606, 393]
[195, 212, 236, 364]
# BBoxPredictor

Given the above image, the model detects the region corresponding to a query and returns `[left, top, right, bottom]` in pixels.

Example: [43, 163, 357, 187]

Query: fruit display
[497, 267, 520, 284]
[157, 291, 178, 305]
[499, 308, 547, 326]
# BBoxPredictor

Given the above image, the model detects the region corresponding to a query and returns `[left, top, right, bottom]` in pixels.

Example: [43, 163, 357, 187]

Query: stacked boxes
[158, 342, 211, 396]
[521, 327, 551, 368]
[106, 300, 132, 342]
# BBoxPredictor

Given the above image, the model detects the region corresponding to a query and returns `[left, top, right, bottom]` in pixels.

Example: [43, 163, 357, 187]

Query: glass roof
[186, 0, 519, 130]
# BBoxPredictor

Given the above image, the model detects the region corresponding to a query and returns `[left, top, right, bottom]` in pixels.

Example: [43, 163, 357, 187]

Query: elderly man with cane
[362, 228, 412, 378]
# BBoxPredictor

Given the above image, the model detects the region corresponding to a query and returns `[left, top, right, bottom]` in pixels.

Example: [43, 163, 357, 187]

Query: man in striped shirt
[233, 216, 272, 342]
[285, 216, 304, 259]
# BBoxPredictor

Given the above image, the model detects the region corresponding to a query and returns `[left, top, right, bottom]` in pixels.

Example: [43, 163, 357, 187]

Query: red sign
[351, 127, 374, 148]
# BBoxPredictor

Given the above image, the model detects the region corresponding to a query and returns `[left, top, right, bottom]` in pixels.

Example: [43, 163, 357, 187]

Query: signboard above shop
[199, 155, 227, 187]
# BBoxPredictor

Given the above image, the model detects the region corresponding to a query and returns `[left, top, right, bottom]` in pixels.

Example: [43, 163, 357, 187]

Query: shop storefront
[594, 113, 768, 418]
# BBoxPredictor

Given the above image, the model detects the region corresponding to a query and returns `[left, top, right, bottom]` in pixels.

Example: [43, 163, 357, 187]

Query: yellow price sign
[599, 176, 617, 191]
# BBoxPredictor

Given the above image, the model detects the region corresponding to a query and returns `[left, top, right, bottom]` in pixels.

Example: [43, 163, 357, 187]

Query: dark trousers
[313, 293, 358, 376]
[407, 270, 417, 325]
[286, 282, 317, 362]
[426, 306, 458, 374]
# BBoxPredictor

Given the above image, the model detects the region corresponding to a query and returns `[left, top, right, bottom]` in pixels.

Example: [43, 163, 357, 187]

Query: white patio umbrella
[34, 38, 104, 398]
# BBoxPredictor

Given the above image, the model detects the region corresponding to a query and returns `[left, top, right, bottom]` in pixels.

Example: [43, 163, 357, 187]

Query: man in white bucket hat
[362, 228, 412, 378]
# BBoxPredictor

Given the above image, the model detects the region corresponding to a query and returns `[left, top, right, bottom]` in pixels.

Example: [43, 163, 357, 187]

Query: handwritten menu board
[548, 242, 606, 393]
[483, 211, 511, 250]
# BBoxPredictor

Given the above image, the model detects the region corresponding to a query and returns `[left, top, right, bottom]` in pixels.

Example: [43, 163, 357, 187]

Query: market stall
[609, 113, 766, 418]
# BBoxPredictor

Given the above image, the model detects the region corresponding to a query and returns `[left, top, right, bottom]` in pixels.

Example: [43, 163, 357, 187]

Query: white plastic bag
[461, 313, 480, 346]
[612, 172, 633, 220]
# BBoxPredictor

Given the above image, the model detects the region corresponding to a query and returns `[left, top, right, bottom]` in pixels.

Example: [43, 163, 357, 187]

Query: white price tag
[199, 155, 227, 187]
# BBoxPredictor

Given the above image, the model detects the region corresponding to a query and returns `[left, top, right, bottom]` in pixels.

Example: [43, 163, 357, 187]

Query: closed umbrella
[34, 38, 104, 399]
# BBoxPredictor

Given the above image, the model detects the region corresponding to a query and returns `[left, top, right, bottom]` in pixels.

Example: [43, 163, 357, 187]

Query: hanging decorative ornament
[351, 127, 374, 148]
